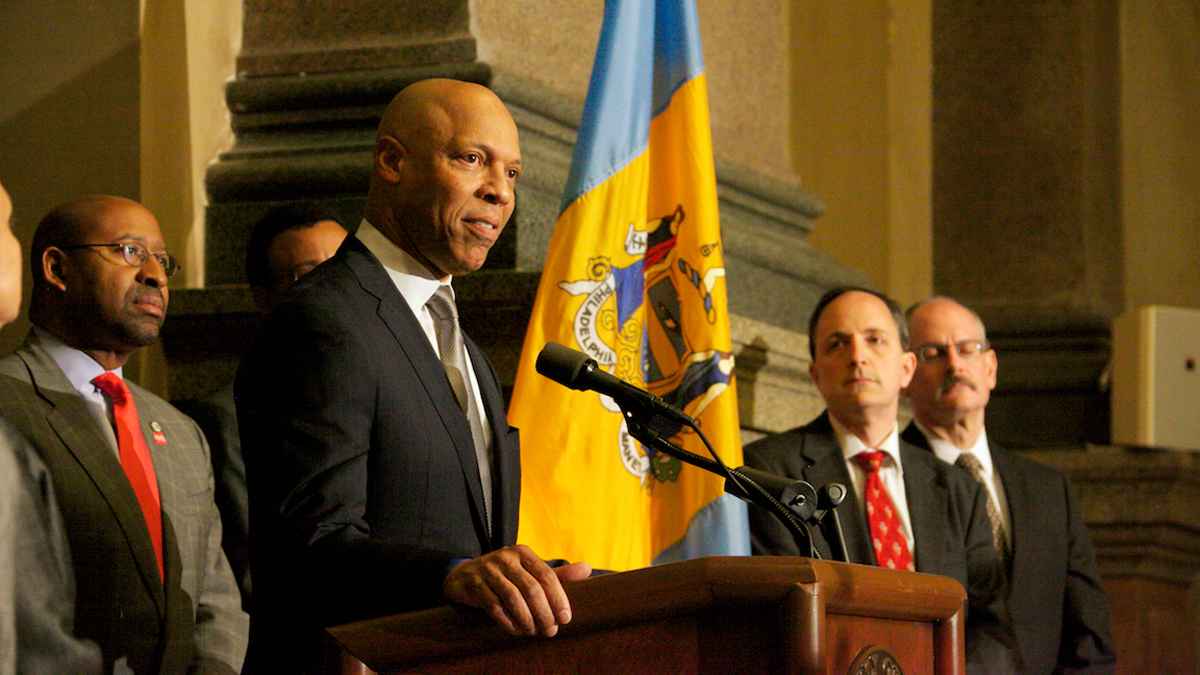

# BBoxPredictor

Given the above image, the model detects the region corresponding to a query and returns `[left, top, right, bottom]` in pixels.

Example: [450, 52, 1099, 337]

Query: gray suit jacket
[0, 416, 101, 674]
[745, 412, 1020, 673]
[0, 338, 248, 674]
[901, 424, 1117, 674]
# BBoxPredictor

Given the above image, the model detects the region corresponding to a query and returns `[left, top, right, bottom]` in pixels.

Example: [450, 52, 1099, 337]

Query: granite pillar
[932, 0, 1121, 449]
[1032, 448, 1200, 674]
[163, 0, 862, 434]
[932, 6, 1200, 669]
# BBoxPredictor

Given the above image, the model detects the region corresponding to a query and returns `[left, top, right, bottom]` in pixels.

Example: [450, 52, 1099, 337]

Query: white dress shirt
[31, 326, 121, 458]
[829, 415, 916, 554]
[915, 421, 1011, 547]
[355, 219, 493, 455]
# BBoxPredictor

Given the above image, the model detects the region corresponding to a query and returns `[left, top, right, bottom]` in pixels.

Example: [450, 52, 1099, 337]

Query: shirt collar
[829, 413, 903, 473]
[914, 419, 994, 476]
[355, 218, 454, 313]
[30, 325, 122, 393]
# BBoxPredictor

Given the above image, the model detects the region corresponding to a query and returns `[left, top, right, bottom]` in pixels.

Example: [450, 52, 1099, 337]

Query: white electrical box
[1111, 305, 1200, 450]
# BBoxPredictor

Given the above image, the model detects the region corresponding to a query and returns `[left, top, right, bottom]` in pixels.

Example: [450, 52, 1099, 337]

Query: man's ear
[41, 248, 69, 292]
[984, 348, 999, 391]
[375, 135, 407, 183]
[898, 350, 917, 388]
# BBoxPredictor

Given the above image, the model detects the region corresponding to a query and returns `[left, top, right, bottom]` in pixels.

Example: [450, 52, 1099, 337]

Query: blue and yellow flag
[510, 0, 748, 571]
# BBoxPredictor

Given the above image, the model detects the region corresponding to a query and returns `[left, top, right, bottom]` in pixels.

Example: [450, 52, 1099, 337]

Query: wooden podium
[323, 556, 965, 674]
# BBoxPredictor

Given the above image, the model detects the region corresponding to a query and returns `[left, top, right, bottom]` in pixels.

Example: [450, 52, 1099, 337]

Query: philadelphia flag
[508, 0, 749, 570]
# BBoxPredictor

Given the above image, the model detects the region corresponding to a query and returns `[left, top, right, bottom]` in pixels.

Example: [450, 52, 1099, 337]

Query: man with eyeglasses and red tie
[0, 195, 248, 673]
[901, 296, 1116, 674]
[745, 285, 1020, 673]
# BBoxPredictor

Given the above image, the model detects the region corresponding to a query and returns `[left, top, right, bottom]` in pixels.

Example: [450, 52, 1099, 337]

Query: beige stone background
[2, 1, 1196, 338]
[0, 2, 1198, 669]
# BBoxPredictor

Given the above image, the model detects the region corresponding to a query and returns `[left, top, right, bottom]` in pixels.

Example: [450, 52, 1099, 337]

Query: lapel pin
[150, 421, 167, 446]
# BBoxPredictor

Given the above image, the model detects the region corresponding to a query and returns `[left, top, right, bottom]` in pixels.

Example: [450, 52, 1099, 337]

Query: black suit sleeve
[236, 299, 454, 624]
[1056, 475, 1117, 673]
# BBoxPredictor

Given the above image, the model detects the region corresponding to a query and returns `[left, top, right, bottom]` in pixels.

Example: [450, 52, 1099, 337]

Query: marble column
[935, 3, 1198, 671]
[932, 0, 1120, 449]
[1033, 448, 1200, 674]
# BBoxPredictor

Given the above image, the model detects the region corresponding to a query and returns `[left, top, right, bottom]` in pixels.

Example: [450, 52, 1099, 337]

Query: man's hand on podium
[444, 544, 592, 637]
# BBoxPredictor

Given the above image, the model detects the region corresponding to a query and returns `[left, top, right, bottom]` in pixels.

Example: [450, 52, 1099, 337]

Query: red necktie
[854, 450, 915, 572]
[93, 372, 164, 582]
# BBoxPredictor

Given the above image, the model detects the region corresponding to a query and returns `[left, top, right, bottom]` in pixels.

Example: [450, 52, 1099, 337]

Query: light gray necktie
[955, 453, 1010, 568]
[426, 285, 492, 530]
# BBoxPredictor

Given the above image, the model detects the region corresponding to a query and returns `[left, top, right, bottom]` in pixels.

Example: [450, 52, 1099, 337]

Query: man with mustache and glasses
[902, 296, 1116, 674]
[0, 195, 248, 673]
[745, 286, 1019, 673]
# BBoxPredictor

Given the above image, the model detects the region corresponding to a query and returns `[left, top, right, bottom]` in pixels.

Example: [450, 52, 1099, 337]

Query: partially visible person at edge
[0, 178, 102, 674]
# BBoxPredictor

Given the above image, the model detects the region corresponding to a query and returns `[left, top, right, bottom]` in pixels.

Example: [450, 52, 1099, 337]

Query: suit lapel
[901, 442, 947, 575]
[18, 342, 167, 612]
[343, 241, 491, 544]
[899, 422, 928, 451]
[799, 414, 872, 563]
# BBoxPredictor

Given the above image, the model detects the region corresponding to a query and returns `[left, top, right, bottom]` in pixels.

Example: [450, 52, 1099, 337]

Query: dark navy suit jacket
[236, 236, 521, 671]
[901, 424, 1116, 674]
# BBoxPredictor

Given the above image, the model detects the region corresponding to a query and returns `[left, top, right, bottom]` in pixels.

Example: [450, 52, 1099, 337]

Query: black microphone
[816, 483, 849, 563]
[727, 466, 818, 523]
[535, 342, 695, 428]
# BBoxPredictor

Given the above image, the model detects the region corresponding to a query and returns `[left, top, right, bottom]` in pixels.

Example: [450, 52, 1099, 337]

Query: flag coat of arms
[509, 0, 748, 571]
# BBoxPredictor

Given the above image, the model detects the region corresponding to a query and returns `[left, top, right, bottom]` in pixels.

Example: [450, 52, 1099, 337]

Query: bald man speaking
[236, 79, 589, 670]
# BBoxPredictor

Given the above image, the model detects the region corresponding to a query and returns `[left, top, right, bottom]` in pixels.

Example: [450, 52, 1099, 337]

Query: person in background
[0, 194, 247, 673]
[180, 204, 347, 609]
[902, 296, 1116, 673]
[745, 286, 1020, 673]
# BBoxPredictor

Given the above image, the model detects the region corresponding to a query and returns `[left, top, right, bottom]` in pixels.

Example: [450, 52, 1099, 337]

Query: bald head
[366, 78, 522, 279]
[904, 296, 998, 433]
[376, 79, 513, 143]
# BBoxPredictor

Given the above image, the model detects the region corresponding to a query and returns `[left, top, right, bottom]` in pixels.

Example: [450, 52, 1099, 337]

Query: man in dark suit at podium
[745, 286, 1019, 673]
[902, 296, 1116, 673]
[236, 78, 590, 671]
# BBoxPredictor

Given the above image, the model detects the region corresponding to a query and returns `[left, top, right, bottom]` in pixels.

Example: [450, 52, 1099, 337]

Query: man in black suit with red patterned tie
[745, 286, 1019, 673]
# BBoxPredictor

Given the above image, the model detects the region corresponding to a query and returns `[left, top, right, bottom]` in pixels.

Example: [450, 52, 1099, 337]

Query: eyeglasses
[912, 339, 991, 363]
[59, 242, 180, 278]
